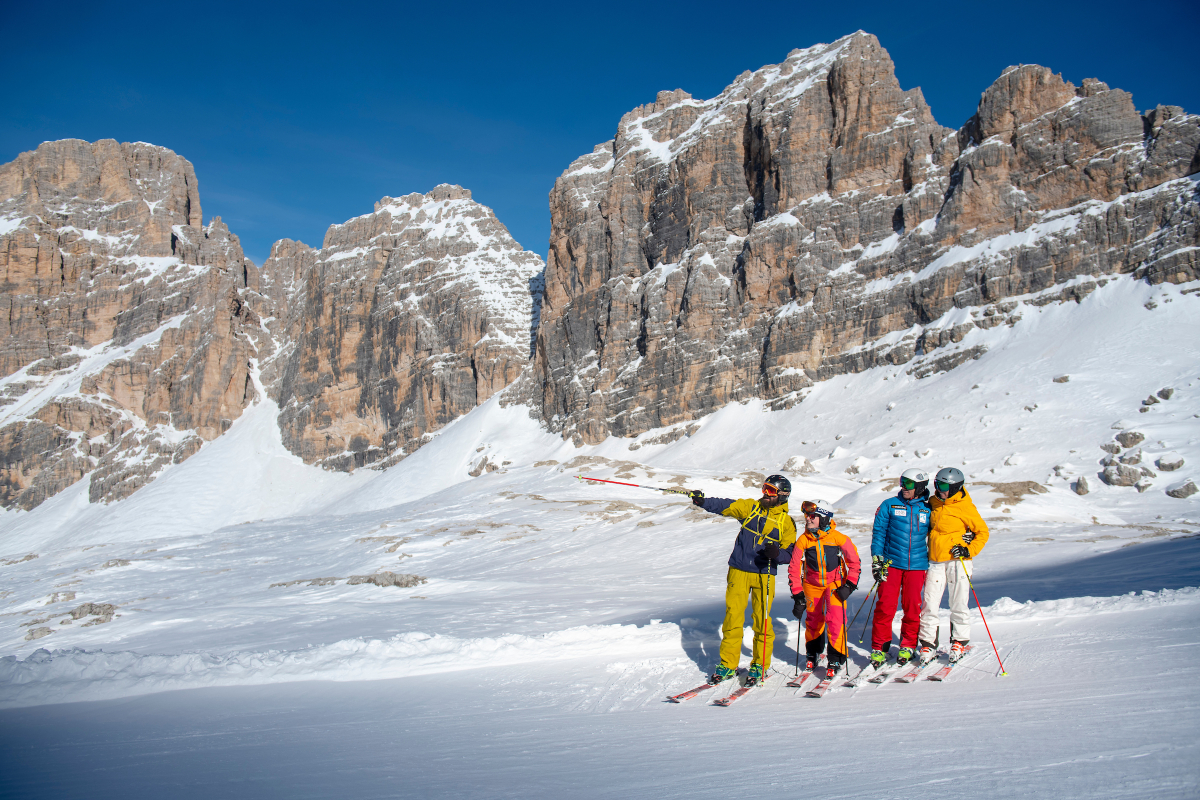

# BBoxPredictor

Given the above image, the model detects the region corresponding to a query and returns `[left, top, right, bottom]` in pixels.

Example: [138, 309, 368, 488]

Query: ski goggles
[761, 483, 781, 498]
[935, 481, 953, 493]
[800, 501, 830, 517]
[900, 477, 924, 491]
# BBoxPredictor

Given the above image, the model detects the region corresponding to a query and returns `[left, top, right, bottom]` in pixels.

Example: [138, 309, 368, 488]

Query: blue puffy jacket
[871, 492, 932, 571]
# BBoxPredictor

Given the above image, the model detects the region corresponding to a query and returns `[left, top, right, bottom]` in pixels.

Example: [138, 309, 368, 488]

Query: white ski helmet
[900, 468, 929, 494]
[935, 467, 965, 496]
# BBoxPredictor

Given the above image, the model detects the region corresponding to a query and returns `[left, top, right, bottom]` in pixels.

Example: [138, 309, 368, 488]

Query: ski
[806, 666, 843, 698]
[928, 645, 974, 681]
[843, 662, 882, 687]
[667, 682, 719, 703]
[712, 684, 754, 706]
[786, 667, 815, 689]
[867, 661, 904, 684]
[892, 662, 928, 683]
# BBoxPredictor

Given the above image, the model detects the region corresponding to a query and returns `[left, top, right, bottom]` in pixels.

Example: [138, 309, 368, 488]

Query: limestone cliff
[260, 185, 543, 470]
[0, 140, 260, 508]
[527, 32, 1200, 445]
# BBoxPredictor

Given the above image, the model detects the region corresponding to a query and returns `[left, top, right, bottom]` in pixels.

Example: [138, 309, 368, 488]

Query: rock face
[527, 32, 1200, 444]
[0, 140, 261, 509]
[260, 186, 542, 470]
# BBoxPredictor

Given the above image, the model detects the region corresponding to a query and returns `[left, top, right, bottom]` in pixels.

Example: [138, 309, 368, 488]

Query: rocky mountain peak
[261, 186, 543, 471]
[0, 140, 261, 509]
[526, 34, 1199, 446]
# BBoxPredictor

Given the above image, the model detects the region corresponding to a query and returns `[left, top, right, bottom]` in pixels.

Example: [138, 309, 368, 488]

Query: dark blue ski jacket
[697, 497, 797, 575]
[871, 491, 932, 571]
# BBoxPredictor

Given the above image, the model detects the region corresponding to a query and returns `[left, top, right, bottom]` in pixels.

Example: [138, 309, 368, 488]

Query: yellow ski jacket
[928, 490, 989, 561]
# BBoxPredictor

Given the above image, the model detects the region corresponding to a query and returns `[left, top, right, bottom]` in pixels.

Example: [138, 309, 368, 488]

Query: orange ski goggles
[761, 483, 780, 498]
[801, 501, 830, 517]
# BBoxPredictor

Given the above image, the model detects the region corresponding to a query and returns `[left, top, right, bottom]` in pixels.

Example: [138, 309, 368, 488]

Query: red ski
[712, 685, 754, 706]
[667, 682, 718, 703]
[928, 645, 974, 681]
[786, 667, 815, 689]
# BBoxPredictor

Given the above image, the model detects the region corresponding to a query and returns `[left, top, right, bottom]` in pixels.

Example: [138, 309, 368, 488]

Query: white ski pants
[919, 558, 973, 644]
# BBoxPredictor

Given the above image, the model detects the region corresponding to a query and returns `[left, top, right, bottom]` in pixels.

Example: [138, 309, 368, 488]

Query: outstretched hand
[690, 490, 705, 506]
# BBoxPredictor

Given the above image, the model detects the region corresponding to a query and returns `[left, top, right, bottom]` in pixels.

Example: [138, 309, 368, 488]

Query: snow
[0, 272, 1199, 797]
[0, 213, 26, 236]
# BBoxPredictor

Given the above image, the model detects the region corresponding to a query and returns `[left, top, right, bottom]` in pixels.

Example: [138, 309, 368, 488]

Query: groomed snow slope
[0, 274, 1198, 798]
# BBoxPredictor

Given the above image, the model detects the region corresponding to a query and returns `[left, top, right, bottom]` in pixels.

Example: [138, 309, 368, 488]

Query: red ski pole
[575, 475, 691, 496]
[959, 557, 1008, 676]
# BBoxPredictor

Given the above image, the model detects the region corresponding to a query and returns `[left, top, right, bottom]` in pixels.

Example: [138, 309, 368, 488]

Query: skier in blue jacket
[868, 468, 932, 667]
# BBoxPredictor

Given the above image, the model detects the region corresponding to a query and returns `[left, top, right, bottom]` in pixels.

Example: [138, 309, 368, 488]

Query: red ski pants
[870, 566, 925, 651]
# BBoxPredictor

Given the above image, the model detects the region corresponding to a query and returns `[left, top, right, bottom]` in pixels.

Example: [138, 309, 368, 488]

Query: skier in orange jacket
[787, 500, 861, 678]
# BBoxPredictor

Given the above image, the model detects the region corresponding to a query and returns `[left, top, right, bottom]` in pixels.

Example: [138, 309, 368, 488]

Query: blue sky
[4, 1, 1197, 265]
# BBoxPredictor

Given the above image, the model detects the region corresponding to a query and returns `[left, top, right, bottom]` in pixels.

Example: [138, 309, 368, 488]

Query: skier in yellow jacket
[918, 467, 989, 663]
[693, 475, 798, 685]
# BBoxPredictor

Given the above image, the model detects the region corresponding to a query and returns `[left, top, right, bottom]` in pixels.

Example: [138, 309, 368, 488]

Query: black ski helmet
[763, 474, 791, 499]
[935, 467, 965, 497]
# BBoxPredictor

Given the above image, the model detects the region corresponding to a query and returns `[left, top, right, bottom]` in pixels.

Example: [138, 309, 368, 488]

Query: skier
[918, 467, 990, 663]
[788, 499, 861, 678]
[868, 468, 932, 668]
[691, 475, 797, 685]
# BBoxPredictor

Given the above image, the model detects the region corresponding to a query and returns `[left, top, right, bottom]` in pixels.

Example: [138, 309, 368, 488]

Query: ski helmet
[800, 499, 834, 530]
[935, 467, 965, 497]
[762, 474, 792, 500]
[899, 468, 929, 495]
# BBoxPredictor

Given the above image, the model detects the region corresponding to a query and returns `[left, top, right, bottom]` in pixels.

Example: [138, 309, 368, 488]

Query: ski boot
[826, 661, 843, 678]
[708, 665, 736, 685]
[918, 644, 937, 665]
[869, 649, 887, 668]
[949, 640, 968, 663]
[746, 663, 764, 685]
[896, 646, 915, 666]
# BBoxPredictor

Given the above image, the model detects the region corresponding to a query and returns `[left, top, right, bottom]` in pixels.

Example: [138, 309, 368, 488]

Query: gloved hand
[962, 532, 976, 544]
[871, 555, 889, 583]
[761, 542, 780, 561]
[690, 490, 704, 506]
[834, 580, 857, 602]
[791, 594, 806, 620]
[950, 544, 970, 559]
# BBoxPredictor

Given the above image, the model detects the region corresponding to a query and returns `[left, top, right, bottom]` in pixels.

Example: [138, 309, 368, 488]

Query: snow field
[0, 272, 1197, 797]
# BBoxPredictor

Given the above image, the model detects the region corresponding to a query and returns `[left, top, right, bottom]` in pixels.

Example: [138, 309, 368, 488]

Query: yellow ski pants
[719, 567, 776, 671]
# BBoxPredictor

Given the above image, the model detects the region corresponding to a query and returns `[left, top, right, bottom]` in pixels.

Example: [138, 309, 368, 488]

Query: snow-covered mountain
[0, 32, 1198, 797]
[531, 31, 1200, 445]
[258, 184, 543, 470]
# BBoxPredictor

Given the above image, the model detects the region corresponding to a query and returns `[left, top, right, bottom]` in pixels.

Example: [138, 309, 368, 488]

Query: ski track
[0, 274, 1197, 797]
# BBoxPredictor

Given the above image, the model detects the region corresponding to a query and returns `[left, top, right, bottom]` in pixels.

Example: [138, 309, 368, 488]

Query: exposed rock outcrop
[525, 32, 1200, 444]
[260, 186, 543, 470]
[0, 140, 261, 508]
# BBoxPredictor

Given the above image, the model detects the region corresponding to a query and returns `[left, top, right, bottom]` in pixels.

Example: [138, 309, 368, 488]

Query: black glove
[761, 542, 780, 561]
[962, 532, 976, 544]
[834, 580, 857, 602]
[871, 555, 889, 583]
[791, 594, 806, 620]
[950, 544, 970, 559]
[690, 490, 704, 506]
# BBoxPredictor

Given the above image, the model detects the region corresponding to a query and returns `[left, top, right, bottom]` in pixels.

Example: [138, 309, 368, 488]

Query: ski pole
[846, 578, 878, 634]
[958, 556, 1008, 676]
[858, 585, 879, 645]
[575, 475, 692, 496]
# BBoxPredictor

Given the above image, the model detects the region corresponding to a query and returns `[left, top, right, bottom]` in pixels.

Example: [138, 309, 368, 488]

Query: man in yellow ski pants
[692, 475, 797, 685]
